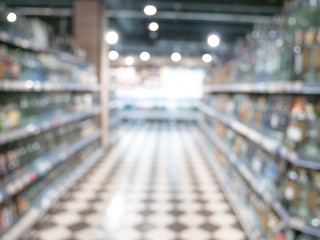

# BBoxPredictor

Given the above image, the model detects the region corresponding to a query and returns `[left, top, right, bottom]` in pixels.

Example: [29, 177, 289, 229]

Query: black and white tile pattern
[23, 123, 248, 240]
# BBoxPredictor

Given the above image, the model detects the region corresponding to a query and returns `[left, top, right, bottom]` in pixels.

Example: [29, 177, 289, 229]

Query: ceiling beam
[152, 23, 251, 34]
[147, 2, 283, 15]
[107, 10, 274, 24]
[15, 7, 274, 24]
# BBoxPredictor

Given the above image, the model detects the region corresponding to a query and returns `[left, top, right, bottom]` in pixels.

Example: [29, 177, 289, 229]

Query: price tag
[7, 182, 16, 195]
[290, 217, 305, 230]
[287, 126, 303, 142]
[264, 139, 278, 153]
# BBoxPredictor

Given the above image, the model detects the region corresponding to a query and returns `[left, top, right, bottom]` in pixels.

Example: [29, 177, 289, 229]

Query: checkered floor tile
[23, 123, 248, 240]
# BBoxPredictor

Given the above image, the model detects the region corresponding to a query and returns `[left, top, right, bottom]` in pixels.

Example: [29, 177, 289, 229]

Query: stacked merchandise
[0, 5, 102, 238]
[200, 1, 320, 240]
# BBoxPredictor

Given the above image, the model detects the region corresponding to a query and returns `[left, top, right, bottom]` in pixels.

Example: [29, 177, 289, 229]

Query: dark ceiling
[3, 0, 284, 56]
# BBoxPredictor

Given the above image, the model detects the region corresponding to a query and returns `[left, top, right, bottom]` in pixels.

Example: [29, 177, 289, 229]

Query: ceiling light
[171, 52, 181, 62]
[202, 54, 212, 63]
[207, 33, 220, 48]
[108, 50, 119, 61]
[148, 22, 159, 32]
[144, 5, 157, 16]
[105, 30, 119, 45]
[140, 52, 150, 61]
[7, 12, 17, 23]
[125, 56, 134, 65]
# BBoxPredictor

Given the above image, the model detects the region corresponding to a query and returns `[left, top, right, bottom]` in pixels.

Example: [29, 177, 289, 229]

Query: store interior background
[1, 0, 320, 240]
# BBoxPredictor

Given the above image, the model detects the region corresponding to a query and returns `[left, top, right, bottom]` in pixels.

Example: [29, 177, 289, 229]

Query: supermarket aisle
[24, 123, 247, 240]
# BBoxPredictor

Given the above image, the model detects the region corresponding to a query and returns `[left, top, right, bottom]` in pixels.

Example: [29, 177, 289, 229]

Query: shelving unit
[0, 107, 101, 145]
[198, 103, 320, 170]
[0, 80, 100, 92]
[200, 3, 320, 234]
[1, 148, 104, 240]
[203, 82, 320, 95]
[0, 130, 101, 204]
[0, 21, 105, 237]
[119, 110, 198, 121]
[0, 31, 83, 64]
[198, 119, 320, 239]
[195, 124, 264, 240]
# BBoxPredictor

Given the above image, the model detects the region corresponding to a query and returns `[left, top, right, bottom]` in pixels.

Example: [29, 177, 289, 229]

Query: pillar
[73, 0, 109, 148]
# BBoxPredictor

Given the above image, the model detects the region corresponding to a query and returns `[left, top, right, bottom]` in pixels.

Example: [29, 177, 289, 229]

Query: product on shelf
[202, 108, 320, 238]
[206, 1, 320, 84]
[0, 43, 98, 84]
[0, 6, 101, 236]
[0, 92, 98, 134]
[204, 93, 320, 159]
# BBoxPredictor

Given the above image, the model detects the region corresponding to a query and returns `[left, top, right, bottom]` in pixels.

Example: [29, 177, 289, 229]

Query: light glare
[171, 52, 181, 62]
[125, 56, 134, 65]
[144, 5, 157, 16]
[202, 54, 212, 63]
[148, 22, 159, 32]
[207, 34, 220, 48]
[108, 50, 119, 60]
[7, 12, 17, 23]
[105, 31, 119, 45]
[140, 52, 150, 61]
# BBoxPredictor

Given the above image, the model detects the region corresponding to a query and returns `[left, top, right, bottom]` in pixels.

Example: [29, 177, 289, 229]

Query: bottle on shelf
[281, 165, 300, 211]
[309, 170, 320, 227]
[298, 102, 320, 159]
[285, 97, 308, 151]
[294, 168, 310, 220]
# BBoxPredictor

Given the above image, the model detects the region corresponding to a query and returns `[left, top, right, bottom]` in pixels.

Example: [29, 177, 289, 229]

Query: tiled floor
[23, 123, 248, 240]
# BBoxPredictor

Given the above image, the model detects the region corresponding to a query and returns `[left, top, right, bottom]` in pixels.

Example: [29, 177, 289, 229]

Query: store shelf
[0, 31, 83, 64]
[198, 119, 320, 238]
[1, 148, 104, 240]
[0, 107, 101, 145]
[0, 130, 101, 204]
[0, 80, 100, 92]
[198, 103, 320, 170]
[109, 100, 119, 110]
[195, 122, 264, 240]
[120, 110, 198, 121]
[203, 81, 320, 95]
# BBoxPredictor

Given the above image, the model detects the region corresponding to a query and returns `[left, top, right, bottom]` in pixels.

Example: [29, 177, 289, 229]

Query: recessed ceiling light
[140, 52, 150, 61]
[171, 52, 181, 62]
[125, 56, 134, 65]
[144, 5, 157, 16]
[105, 30, 119, 45]
[202, 54, 212, 63]
[108, 50, 119, 60]
[148, 22, 159, 32]
[207, 33, 220, 48]
[7, 12, 17, 23]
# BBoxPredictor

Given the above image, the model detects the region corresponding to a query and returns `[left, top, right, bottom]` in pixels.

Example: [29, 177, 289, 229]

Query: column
[73, 0, 109, 148]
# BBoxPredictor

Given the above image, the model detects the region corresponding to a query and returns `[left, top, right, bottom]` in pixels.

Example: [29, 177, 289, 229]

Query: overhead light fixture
[202, 54, 212, 63]
[148, 22, 159, 32]
[171, 52, 181, 62]
[108, 50, 119, 61]
[125, 56, 134, 65]
[144, 5, 157, 16]
[207, 33, 220, 48]
[7, 12, 17, 23]
[140, 52, 150, 61]
[105, 30, 119, 45]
